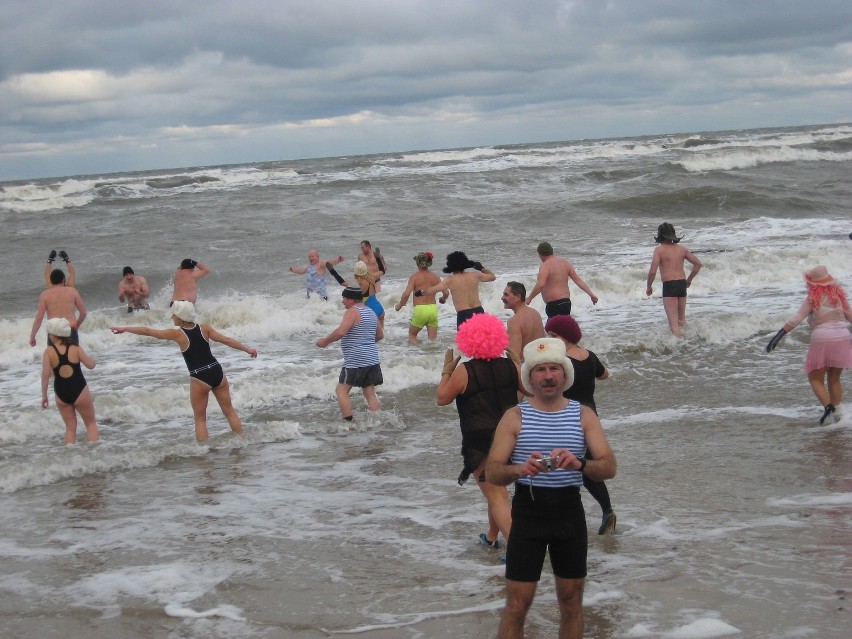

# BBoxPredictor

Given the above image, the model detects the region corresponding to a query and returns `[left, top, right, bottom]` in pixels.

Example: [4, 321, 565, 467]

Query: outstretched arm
[289, 265, 308, 275]
[110, 325, 182, 342]
[422, 277, 451, 297]
[206, 326, 258, 357]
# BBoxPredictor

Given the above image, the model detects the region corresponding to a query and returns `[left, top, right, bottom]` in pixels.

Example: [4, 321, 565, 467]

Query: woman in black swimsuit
[40, 317, 99, 444]
[111, 301, 258, 441]
[545, 314, 617, 535]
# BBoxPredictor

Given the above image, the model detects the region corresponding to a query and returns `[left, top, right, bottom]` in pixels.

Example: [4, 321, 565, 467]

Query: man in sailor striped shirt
[316, 285, 384, 420]
[486, 337, 617, 639]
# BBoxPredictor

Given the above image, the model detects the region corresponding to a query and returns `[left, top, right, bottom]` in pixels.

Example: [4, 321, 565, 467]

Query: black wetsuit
[180, 324, 224, 388]
[52, 344, 87, 404]
[455, 358, 519, 484]
[564, 350, 612, 513]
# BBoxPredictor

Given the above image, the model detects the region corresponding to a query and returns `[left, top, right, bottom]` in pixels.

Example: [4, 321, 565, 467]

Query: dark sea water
[0, 123, 850, 638]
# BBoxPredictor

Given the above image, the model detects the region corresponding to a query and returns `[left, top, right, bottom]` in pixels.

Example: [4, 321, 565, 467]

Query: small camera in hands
[538, 456, 557, 470]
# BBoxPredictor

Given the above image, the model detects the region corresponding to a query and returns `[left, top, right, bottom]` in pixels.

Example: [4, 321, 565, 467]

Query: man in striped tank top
[486, 337, 617, 639]
[316, 285, 384, 420]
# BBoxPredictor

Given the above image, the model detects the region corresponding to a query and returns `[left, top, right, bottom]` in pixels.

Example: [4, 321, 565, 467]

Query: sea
[0, 123, 850, 638]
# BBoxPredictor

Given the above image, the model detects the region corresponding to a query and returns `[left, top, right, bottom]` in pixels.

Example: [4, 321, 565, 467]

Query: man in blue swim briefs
[418, 251, 495, 329]
[526, 242, 598, 318]
[395, 251, 447, 343]
[646, 222, 702, 336]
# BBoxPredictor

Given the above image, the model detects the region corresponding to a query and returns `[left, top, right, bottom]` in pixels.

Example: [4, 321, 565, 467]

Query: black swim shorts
[456, 306, 485, 328]
[544, 298, 572, 318]
[662, 279, 688, 298]
[505, 484, 587, 582]
[339, 364, 383, 388]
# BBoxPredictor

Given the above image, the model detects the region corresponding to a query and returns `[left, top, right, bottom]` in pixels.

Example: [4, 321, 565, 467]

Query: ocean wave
[0, 421, 300, 493]
[675, 146, 852, 172]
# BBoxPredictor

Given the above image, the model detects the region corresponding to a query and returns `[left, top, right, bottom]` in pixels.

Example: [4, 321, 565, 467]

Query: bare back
[41, 287, 84, 324]
[507, 305, 545, 354]
[410, 269, 441, 304]
[536, 256, 573, 302]
[652, 243, 696, 282]
[172, 269, 202, 302]
[443, 271, 488, 311]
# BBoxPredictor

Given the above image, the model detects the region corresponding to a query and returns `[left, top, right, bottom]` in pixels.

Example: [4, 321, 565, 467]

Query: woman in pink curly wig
[436, 313, 524, 554]
[766, 265, 852, 424]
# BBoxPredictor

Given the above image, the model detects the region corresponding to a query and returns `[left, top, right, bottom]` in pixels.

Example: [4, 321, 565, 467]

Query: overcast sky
[1, 0, 850, 181]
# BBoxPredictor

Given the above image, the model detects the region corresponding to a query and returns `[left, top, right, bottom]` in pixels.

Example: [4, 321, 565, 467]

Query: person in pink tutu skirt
[767, 265, 852, 424]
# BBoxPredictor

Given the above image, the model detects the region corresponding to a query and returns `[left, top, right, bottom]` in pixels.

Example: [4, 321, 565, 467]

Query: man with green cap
[526, 242, 598, 318]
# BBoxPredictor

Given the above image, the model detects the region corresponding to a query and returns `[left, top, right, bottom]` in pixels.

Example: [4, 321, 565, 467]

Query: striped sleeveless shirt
[341, 305, 380, 368]
[513, 401, 586, 488]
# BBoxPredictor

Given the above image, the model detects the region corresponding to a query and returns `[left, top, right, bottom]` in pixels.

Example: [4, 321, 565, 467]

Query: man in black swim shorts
[526, 242, 598, 318]
[662, 279, 688, 298]
[646, 223, 702, 336]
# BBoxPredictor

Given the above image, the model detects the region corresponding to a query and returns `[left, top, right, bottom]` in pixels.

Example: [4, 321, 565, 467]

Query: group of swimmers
[32, 224, 707, 444]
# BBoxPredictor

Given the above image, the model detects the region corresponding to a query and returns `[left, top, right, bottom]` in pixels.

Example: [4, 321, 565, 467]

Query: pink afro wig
[455, 313, 509, 360]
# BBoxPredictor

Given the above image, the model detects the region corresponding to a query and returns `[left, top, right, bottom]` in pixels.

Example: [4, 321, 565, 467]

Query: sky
[1, 0, 851, 181]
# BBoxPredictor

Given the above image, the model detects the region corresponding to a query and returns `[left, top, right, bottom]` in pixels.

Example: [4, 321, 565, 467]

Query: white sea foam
[1, 124, 849, 637]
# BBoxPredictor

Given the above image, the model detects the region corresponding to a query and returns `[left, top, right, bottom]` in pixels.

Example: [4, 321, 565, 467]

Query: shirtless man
[118, 266, 150, 312]
[645, 222, 702, 337]
[502, 281, 545, 356]
[171, 258, 209, 304]
[43, 249, 75, 288]
[420, 251, 495, 328]
[30, 268, 87, 346]
[289, 250, 344, 300]
[526, 242, 598, 318]
[358, 240, 386, 285]
[395, 251, 447, 343]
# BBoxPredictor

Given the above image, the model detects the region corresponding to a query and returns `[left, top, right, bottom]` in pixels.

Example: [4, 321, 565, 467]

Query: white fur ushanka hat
[521, 337, 574, 394]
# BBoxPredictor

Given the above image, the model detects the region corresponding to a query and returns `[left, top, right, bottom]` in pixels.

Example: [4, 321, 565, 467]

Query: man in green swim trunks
[395, 252, 447, 344]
